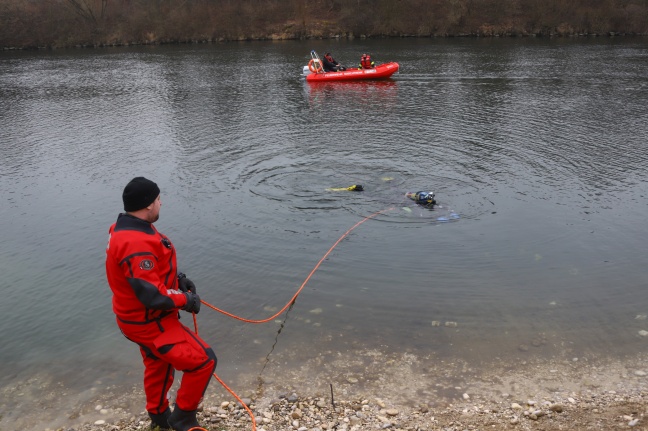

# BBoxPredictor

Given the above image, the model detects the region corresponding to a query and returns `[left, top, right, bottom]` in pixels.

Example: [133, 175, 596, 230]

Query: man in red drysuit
[105, 177, 216, 431]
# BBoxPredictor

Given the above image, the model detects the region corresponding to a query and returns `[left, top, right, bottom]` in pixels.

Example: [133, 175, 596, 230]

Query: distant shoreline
[3, 0, 647, 51]
[2, 32, 646, 52]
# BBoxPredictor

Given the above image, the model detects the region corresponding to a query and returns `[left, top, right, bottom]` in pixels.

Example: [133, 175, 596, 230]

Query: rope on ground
[211, 372, 258, 431]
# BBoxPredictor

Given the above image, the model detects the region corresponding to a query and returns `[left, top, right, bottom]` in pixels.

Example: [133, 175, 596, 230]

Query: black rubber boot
[168, 405, 200, 431]
[148, 407, 171, 430]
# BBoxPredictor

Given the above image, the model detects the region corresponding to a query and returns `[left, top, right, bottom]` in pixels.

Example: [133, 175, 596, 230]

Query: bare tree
[65, 0, 108, 23]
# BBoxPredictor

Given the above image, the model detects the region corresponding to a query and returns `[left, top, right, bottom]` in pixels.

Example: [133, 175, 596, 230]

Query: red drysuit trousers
[118, 316, 217, 413]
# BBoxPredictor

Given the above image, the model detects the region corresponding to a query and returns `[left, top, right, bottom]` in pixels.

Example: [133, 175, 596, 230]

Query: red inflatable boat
[304, 61, 399, 82]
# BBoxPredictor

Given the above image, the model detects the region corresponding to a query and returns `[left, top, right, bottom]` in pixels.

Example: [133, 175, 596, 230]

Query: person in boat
[406, 191, 436, 208]
[322, 52, 346, 72]
[358, 53, 375, 69]
[105, 177, 216, 431]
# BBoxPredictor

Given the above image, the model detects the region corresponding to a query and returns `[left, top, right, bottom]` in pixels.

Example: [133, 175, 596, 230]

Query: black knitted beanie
[122, 177, 160, 212]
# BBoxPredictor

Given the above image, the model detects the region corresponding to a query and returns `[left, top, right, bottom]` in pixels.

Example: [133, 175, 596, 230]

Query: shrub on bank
[0, 0, 646, 49]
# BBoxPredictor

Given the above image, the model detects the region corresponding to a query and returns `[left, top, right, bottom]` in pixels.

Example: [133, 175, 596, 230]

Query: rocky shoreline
[60, 391, 648, 431]
[36, 351, 648, 431]
[69, 389, 648, 431]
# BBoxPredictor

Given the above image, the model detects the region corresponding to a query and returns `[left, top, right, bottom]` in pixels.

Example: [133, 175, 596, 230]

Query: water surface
[1, 38, 647, 430]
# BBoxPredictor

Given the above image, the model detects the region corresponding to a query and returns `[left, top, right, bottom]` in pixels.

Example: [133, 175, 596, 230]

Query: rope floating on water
[193, 208, 393, 431]
[200, 208, 393, 323]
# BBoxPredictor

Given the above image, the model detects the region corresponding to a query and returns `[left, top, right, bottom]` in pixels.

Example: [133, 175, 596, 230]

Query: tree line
[1, 0, 647, 49]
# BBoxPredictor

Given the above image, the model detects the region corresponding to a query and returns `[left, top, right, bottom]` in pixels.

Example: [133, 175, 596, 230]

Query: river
[1, 37, 647, 430]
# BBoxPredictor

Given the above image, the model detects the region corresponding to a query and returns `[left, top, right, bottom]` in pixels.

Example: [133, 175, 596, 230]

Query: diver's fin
[326, 184, 364, 192]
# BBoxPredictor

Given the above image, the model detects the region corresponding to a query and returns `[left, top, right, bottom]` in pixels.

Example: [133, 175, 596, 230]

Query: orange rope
[191, 323, 257, 431]
[211, 372, 258, 431]
[178, 371, 258, 431]
[192, 208, 392, 431]
[200, 208, 393, 322]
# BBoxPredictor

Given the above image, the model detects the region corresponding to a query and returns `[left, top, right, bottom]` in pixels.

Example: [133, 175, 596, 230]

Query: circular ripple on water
[244, 162, 363, 212]
[239, 159, 491, 224]
[339, 174, 490, 224]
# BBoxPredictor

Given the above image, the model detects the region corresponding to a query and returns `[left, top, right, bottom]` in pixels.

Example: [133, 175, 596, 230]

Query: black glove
[177, 273, 197, 294]
[183, 292, 201, 314]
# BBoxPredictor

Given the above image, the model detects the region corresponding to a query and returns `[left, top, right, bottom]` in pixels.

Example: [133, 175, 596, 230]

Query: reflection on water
[304, 79, 399, 106]
[1, 39, 648, 430]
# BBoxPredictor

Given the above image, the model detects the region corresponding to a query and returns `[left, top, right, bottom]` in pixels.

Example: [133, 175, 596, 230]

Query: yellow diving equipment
[326, 184, 364, 192]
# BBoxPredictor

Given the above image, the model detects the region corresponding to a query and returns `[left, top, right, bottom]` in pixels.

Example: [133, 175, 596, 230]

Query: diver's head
[415, 191, 434, 202]
[406, 191, 436, 206]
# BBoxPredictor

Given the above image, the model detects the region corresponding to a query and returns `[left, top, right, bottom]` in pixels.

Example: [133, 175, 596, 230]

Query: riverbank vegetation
[1, 0, 647, 49]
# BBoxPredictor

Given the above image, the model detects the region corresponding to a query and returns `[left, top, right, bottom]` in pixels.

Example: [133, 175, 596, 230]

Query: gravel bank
[35, 351, 648, 431]
[68, 389, 648, 431]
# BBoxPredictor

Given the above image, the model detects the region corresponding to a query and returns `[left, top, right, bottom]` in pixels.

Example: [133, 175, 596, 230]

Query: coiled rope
[191, 208, 393, 431]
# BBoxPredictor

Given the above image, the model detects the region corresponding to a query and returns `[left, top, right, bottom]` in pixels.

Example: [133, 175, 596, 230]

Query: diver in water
[406, 191, 436, 208]
[325, 185, 435, 208]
